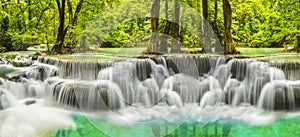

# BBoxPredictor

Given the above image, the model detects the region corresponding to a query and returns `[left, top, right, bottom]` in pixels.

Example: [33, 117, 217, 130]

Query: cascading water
[45, 78, 125, 111]
[26, 63, 58, 81]
[0, 88, 19, 109]
[258, 80, 295, 110]
[36, 56, 300, 111]
[1, 55, 300, 136]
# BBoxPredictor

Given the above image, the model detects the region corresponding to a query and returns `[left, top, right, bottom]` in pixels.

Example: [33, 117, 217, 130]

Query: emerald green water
[53, 114, 300, 137]
[0, 65, 15, 78]
[260, 54, 300, 60]
[63, 54, 119, 60]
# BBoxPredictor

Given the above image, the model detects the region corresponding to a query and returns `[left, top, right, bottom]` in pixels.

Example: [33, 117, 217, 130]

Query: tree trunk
[297, 36, 300, 53]
[202, 0, 211, 53]
[67, 0, 73, 45]
[67, 0, 84, 47]
[148, 0, 160, 53]
[159, 0, 170, 53]
[52, 0, 66, 54]
[52, 0, 84, 54]
[222, 0, 236, 54]
[171, 0, 181, 53]
[212, 0, 223, 53]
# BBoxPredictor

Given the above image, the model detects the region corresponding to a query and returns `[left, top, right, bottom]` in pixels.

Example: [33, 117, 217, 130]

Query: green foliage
[232, 0, 299, 47]
[0, 53, 17, 60]
[0, 47, 6, 53]
[0, 0, 298, 52]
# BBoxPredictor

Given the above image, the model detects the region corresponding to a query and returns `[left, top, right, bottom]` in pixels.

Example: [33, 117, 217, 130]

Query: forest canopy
[0, 0, 299, 54]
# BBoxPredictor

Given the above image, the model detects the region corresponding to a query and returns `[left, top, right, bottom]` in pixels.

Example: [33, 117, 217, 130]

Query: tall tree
[212, 0, 223, 53]
[159, 0, 171, 53]
[52, 0, 66, 54]
[202, 0, 211, 53]
[171, 0, 181, 53]
[52, 0, 84, 54]
[148, 0, 160, 52]
[222, 0, 236, 54]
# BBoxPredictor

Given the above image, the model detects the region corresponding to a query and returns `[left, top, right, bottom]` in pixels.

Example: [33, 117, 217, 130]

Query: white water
[0, 103, 73, 137]
[1, 56, 300, 136]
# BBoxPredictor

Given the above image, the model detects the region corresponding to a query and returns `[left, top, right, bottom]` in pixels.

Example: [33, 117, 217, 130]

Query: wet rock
[6, 70, 27, 82]
[141, 51, 163, 55]
[11, 61, 34, 67]
[29, 52, 42, 60]
[24, 99, 36, 105]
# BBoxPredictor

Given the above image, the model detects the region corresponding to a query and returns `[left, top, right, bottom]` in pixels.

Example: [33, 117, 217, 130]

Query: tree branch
[72, 0, 84, 26]
[35, 5, 51, 27]
[66, 0, 73, 25]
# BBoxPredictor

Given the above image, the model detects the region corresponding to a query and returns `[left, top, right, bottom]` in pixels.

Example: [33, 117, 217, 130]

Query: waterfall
[38, 57, 113, 80]
[0, 89, 19, 110]
[292, 85, 300, 109]
[137, 77, 161, 106]
[229, 58, 253, 81]
[161, 89, 183, 108]
[244, 62, 271, 105]
[2, 55, 300, 137]
[269, 60, 300, 80]
[26, 63, 58, 81]
[46, 78, 125, 111]
[5, 78, 44, 99]
[200, 89, 225, 108]
[34, 56, 300, 111]
[162, 74, 210, 103]
[224, 78, 241, 105]
[167, 56, 199, 77]
[257, 80, 295, 111]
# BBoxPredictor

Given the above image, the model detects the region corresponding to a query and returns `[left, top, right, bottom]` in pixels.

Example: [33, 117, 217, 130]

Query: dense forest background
[0, 0, 299, 54]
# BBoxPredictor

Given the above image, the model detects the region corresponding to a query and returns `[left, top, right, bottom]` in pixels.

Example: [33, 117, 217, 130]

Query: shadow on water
[151, 121, 232, 137]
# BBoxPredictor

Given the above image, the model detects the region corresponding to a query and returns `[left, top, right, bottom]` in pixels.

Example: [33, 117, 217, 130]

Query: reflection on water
[55, 114, 300, 137]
